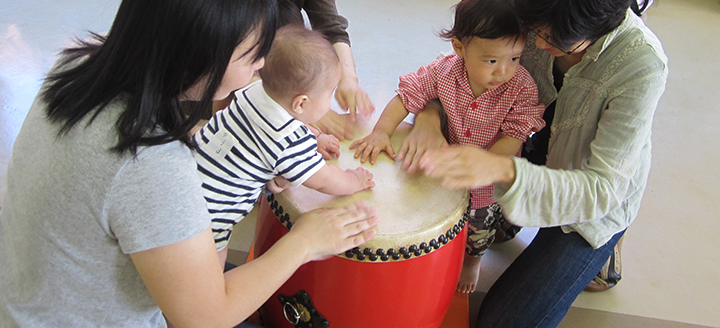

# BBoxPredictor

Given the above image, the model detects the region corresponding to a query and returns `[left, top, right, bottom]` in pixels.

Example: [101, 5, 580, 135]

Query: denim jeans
[474, 227, 625, 328]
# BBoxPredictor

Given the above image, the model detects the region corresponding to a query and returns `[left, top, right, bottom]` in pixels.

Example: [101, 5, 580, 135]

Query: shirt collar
[584, 10, 635, 61]
[235, 80, 304, 140]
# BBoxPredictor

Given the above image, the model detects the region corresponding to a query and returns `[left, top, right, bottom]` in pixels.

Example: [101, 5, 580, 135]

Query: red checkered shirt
[397, 54, 545, 209]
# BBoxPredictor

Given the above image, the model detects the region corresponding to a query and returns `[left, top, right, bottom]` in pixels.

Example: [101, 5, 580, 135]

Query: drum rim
[265, 192, 471, 262]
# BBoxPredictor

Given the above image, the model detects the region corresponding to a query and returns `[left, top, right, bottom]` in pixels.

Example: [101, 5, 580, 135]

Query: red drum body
[253, 123, 470, 328]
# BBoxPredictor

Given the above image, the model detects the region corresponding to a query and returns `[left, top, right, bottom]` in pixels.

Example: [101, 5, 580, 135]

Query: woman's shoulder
[597, 14, 668, 78]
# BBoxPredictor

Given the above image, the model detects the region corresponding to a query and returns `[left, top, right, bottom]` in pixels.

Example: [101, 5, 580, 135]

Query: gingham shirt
[194, 81, 325, 250]
[397, 54, 545, 208]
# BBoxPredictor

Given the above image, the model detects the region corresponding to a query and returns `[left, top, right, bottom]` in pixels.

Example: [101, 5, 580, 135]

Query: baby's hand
[347, 167, 375, 191]
[266, 176, 292, 193]
[317, 133, 340, 160]
[349, 131, 394, 164]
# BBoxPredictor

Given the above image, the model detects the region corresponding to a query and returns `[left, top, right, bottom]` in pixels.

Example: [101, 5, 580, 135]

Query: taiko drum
[253, 123, 470, 328]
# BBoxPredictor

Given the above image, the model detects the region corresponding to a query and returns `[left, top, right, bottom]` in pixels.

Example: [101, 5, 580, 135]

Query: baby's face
[300, 68, 341, 124]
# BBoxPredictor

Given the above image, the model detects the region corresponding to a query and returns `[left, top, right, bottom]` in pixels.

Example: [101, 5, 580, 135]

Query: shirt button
[465, 129, 472, 138]
[470, 102, 478, 110]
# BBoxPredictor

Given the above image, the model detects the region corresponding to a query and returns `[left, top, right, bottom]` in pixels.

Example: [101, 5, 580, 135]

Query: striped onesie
[194, 81, 325, 250]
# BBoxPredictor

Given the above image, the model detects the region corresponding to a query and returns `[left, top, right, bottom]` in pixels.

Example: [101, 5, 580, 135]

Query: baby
[194, 25, 375, 255]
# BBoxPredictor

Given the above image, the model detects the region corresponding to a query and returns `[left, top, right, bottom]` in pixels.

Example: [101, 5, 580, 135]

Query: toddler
[350, 0, 545, 293]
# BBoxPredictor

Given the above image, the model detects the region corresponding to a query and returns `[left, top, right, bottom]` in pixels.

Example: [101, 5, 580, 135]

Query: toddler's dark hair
[440, 0, 525, 43]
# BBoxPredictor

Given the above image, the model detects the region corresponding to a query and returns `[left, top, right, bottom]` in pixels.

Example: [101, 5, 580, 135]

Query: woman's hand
[333, 42, 375, 122]
[396, 100, 447, 173]
[397, 120, 447, 174]
[311, 111, 354, 141]
[290, 201, 379, 263]
[419, 145, 516, 189]
[336, 76, 375, 121]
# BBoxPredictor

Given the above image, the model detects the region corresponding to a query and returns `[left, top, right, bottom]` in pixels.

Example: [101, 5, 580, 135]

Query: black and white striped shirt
[194, 81, 325, 250]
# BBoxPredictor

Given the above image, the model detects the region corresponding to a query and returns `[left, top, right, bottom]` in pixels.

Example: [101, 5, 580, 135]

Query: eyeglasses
[532, 29, 586, 55]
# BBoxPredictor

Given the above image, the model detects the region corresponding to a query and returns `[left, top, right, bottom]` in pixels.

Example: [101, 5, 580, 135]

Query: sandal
[585, 236, 623, 292]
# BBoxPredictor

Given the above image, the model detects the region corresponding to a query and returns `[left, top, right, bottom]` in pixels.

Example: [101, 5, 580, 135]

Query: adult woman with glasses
[0, 1, 377, 327]
[405, 0, 668, 326]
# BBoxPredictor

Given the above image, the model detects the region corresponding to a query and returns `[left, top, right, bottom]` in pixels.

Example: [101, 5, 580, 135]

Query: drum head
[273, 121, 470, 255]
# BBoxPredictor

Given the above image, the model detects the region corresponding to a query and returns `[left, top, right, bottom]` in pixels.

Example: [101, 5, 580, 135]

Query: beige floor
[2, 0, 720, 327]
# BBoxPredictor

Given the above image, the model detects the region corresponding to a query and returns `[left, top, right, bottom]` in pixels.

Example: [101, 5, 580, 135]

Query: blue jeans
[475, 227, 625, 328]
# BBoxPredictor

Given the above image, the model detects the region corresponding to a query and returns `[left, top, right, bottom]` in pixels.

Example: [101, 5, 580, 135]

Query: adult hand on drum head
[289, 202, 379, 263]
[397, 119, 448, 174]
[397, 99, 448, 173]
[419, 145, 517, 189]
[311, 111, 355, 141]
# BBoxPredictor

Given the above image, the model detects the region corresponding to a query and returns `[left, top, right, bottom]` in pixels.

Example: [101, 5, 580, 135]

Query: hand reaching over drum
[396, 101, 448, 173]
[302, 165, 375, 196]
[349, 129, 395, 164]
[288, 201, 379, 263]
[311, 110, 355, 141]
[419, 145, 516, 189]
[316, 133, 341, 160]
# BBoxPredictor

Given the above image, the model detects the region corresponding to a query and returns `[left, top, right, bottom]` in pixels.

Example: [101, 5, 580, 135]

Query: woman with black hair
[412, 0, 668, 326]
[0, 0, 377, 327]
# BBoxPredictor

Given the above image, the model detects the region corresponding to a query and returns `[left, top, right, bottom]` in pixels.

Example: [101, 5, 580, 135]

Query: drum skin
[254, 196, 468, 328]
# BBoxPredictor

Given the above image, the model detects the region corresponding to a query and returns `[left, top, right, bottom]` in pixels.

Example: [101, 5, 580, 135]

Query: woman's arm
[131, 203, 378, 328]
[421, 70, 667, 228]
[420, 145, 516, 189]
[333, 42, 374, 120]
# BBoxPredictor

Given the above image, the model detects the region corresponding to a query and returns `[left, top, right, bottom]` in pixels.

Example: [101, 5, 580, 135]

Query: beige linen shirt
[496, 11, 668, 248]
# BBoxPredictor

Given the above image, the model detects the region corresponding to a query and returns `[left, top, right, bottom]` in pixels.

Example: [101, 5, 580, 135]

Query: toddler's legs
[458, 204, 503, 293]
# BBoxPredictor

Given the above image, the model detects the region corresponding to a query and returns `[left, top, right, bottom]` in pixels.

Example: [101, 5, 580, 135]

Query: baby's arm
[350, 95, 409, 164]
[302, 164, 375, 196]
[488, 135, 524, 157]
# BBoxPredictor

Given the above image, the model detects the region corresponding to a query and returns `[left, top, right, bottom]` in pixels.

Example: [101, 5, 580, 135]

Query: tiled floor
[2, 0, 720, 327]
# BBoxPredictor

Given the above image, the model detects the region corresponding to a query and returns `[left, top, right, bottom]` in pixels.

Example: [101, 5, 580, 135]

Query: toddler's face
[300, 67, 341, 124]
[454, 36, 525, 97]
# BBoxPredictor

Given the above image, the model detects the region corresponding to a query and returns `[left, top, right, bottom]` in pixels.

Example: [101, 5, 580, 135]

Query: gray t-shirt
[0, 83, 211, 326]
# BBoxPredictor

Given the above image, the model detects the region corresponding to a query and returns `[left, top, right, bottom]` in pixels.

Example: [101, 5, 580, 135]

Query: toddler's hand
[349, 131, 394, 164]
[347, 167, 375, 191]
[316, 133, 340, 160]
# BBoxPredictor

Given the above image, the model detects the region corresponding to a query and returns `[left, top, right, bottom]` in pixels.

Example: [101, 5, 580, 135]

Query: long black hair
[515, 0, 631, 51]
[42, 0, 277, 154]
